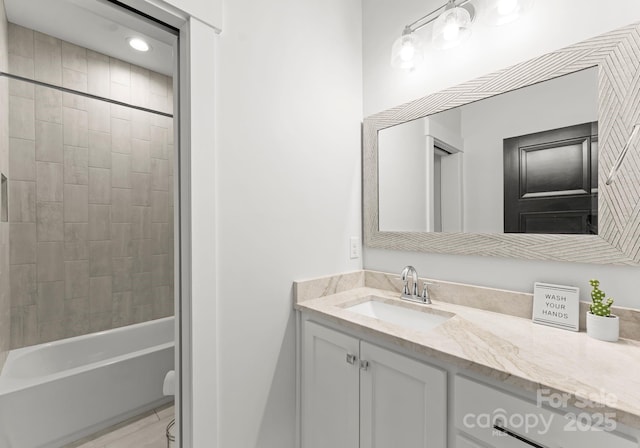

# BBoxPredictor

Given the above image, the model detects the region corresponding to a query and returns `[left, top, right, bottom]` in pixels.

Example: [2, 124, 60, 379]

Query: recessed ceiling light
[127, 37, 150, 52]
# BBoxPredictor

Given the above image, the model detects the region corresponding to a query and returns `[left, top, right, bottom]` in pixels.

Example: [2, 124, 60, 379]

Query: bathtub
[0, 316, 174, 448]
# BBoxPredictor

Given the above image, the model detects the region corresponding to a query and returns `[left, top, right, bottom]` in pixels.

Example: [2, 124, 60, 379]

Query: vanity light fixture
[127, 37, 150, 52]
[391, 0, 533, 70]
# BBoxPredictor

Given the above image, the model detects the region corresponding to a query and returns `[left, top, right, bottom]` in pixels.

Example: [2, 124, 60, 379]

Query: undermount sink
[345, 298, 451, 333]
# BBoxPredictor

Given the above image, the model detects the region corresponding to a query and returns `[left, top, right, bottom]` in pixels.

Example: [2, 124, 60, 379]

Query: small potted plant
[586, 279, 619, 342]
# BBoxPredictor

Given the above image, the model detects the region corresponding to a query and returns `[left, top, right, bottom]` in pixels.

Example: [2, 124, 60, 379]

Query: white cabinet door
[302, 321, 360, 448]
[359, 341, 447, 448]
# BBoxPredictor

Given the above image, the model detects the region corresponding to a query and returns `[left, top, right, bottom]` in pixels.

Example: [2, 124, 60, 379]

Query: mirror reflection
[378, 67, 599, 235]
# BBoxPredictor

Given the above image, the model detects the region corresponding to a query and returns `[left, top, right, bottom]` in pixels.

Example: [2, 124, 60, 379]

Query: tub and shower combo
[0, 317, 174, 448]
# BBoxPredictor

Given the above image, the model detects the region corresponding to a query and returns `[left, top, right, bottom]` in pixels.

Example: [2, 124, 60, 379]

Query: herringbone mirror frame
[363, 22, 640, 265]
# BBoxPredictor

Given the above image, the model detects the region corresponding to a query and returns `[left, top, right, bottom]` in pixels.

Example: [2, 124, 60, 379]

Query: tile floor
[66, 402, 174, 448]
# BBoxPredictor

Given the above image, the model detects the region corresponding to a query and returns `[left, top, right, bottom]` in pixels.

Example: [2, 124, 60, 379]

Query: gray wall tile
[132, 271, 151, 305]
[34, 32, 62, 85]
[89, 312, 112, 332]
[87, 50, 110, 97]
[35, 120, 63, 162]
[89, 276, 112, 314]
[131, 205, 151, 239]
[36, 201, 63, 241]
[113, 257, 133, 293]
[10, 264, 37, 306]
[112, 223, 132, 258]
[88, 131, 111, 168]
[64, 222, 88, 260]
[36, 281, 65, 323]
[87, 98, 110, 133]
[63, 184, 88, 222]
[111, 118, 131, 154]
[9, 138, 36, 181]
[8, 27, 175, 348]
[112, 291, 133, 327]
[63, 146, 89, 185]
[9, 96, 35, 140]
[9, 64, 34, 98]
[112, 188, 132, 223]
[62, 68, 88, 93]
[37, 242, 64, 282]
[132, 238, 152, 273]
[89, 240, 111, 276]
[131, 173, 150, 206]
[152, 254, 170, 287]
[151, 191, 168, 223]
[151, 223, 169, 255]
[132, 139, 150, 173]
[9, 180, 36, 222]
[36, 162, 63, 201]
[63, 107, 88, 147]
[64, 297, 90, 337]
[38, 319, 65, 343]
[64, 260, 89, 299]
[10, 223, 36, 264]
[149, 125, 167, 159]
[35, 86, 63, 124]
[61, 42, 87, 73]
[8, 24, 34, 59]
[110, 59, 131, 86]
[88, 167, 111, 204]
[111, 152, 131, 188]
[88, 204, 111, 241]
[151, 158, 169, 191]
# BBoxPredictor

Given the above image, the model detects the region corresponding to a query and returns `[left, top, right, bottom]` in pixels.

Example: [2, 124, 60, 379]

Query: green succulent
[589, 279, 614, 317]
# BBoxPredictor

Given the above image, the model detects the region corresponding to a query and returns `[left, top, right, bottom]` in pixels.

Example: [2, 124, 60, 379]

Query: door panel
[302, 322, 359, 448]
[504, 122, 598, 234]
[360, 342, 447, 448]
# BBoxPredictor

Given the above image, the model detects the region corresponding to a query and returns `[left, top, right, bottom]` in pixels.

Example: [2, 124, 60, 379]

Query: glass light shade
[390, 31, 425, 70]
[488, 0, 534, 26]
[432, 6, 472, 50]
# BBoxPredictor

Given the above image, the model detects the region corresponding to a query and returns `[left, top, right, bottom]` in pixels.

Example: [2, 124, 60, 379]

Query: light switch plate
[349, 236, 360, 259]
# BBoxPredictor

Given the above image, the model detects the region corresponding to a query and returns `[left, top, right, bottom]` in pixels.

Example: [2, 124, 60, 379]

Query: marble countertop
[295, 286, 640, 429]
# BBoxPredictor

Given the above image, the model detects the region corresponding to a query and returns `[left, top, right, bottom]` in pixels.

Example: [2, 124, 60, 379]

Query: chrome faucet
[400, 266, 432, 304]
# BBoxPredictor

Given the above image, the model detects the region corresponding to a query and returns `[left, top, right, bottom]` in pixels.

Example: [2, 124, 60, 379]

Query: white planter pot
[586, 312, 619, 342]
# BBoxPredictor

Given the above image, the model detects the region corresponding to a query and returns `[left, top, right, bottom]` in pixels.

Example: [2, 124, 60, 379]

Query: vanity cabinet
[302, 321, 447, 448]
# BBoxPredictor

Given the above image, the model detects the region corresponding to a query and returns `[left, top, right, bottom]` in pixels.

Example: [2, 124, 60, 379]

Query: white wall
[461, 67, 598, 233]
[363, 0, 640, 309]
[216, 1, 363, 448]
[379, 118, 427, 231]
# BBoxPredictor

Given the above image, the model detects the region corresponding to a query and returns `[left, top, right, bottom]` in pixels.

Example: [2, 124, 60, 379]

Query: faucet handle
[421, 281, 435, 304]
[395, 277, 411, 295]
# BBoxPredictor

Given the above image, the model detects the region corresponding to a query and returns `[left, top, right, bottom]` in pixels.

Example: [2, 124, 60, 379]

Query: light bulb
[443, 22, 460, 41]
[400, 42, 415, 61]
[127, 37, 150, 52]
[432, 6, 471, 50]
[391, 30, 424, 70]
[497, 0, 518, 16]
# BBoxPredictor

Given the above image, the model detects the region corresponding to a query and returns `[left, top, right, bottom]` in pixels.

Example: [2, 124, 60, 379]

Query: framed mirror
[363, 22, 640, 265]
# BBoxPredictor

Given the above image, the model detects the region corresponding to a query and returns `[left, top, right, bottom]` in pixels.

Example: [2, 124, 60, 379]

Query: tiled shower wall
[7, 24, 174, 349]
[0, 0, 10, 369]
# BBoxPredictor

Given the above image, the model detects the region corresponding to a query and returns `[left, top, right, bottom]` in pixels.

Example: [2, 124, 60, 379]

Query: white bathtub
[0, 317, 174, 448]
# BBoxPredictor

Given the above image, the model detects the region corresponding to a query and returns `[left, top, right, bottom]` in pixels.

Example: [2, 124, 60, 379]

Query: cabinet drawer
[456, 434, 488, 448]
[454, 375, 637, 448]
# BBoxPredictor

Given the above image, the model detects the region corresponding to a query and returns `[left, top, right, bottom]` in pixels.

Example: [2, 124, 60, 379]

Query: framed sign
[532, 282, 580, 331]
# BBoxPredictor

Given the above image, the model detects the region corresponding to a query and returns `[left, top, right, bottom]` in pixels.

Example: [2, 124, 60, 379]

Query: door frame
[105, 2, 220, 447]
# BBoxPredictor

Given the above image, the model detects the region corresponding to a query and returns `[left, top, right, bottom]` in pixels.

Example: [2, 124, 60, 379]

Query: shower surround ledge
[294, 270, 640, 429]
